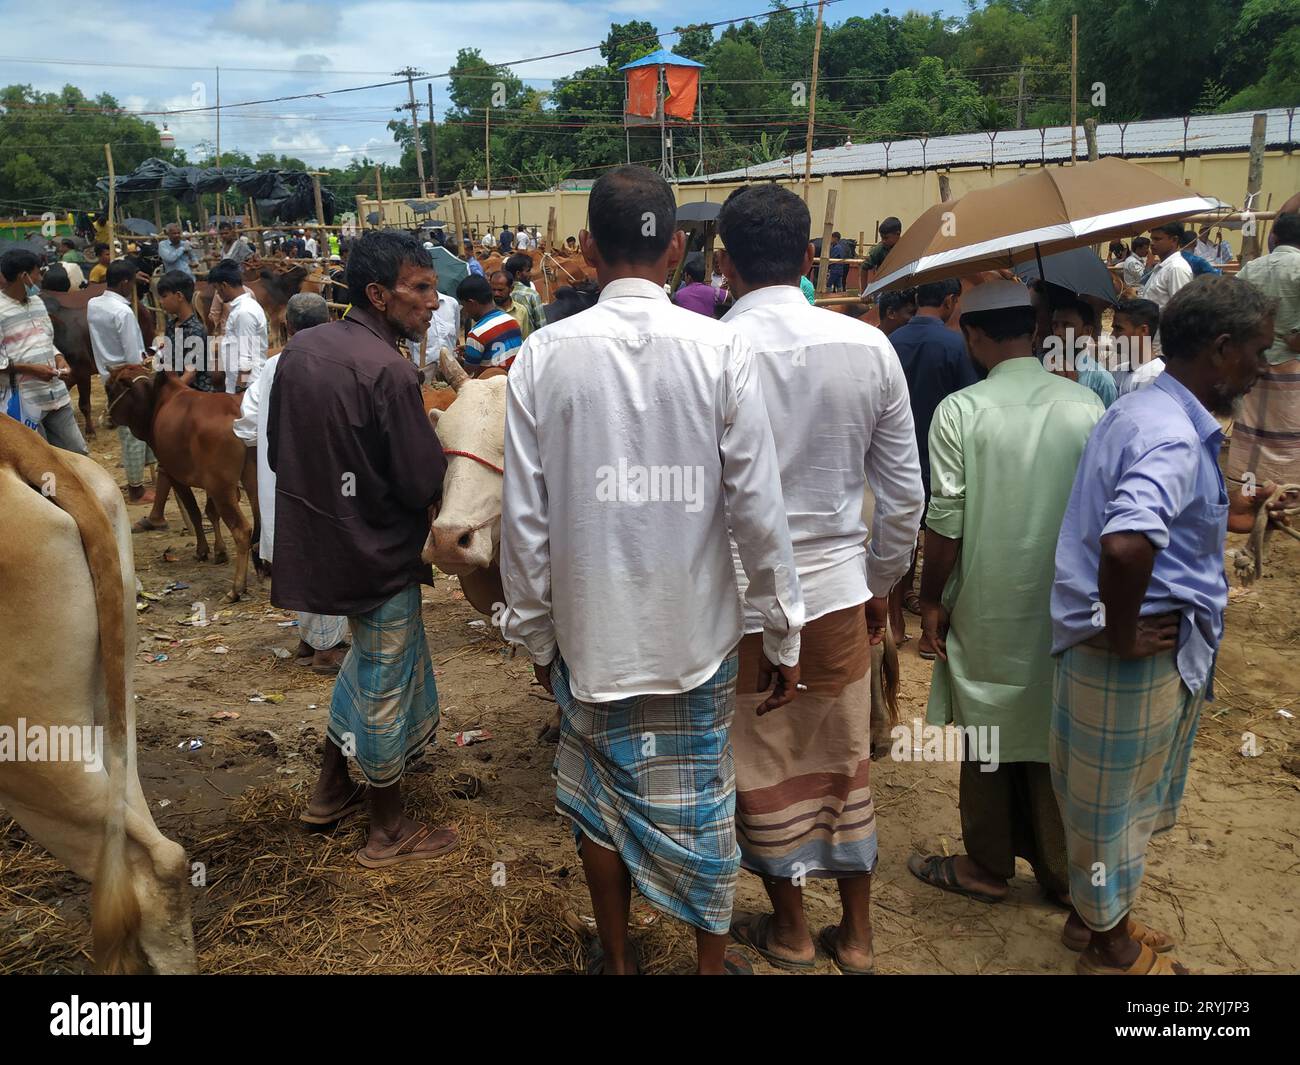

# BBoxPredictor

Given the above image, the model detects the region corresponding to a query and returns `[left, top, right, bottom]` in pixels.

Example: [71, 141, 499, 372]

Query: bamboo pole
[815, 188, 837, 295]
[427, 83, 439, 197]
[546, 205, 557, 253]
[1070, 15, 1078, 165]
[374, 166, 385, 229]
[311, 173, 325, 227]
[485, 107, 493, 233]
[153, 192, 162, 233]
[451, 191, 465, 258]
[1240, 112, 1268, 264]
[104, 144, 116, 257]
[802, 0, 827, 203]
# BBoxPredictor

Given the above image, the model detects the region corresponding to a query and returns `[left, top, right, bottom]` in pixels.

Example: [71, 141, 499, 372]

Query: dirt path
[2, 407, 1297, 974]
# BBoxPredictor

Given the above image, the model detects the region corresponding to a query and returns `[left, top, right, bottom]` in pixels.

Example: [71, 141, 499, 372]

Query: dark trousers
[960, 759, 1069, 899]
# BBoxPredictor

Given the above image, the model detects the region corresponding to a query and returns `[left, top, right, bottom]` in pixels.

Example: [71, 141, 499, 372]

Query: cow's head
[104, 365, 158, 442]
[422, 348, 508, 574]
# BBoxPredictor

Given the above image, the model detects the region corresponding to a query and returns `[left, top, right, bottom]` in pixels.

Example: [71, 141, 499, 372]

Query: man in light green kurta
[906, 280, 1103, 909]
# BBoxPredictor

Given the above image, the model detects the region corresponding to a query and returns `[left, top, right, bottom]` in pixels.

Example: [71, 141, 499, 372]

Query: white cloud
[219, 0, 341, 46]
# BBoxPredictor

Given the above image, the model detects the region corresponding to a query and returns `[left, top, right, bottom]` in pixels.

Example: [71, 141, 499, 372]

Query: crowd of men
[4, 167, 1297, 977]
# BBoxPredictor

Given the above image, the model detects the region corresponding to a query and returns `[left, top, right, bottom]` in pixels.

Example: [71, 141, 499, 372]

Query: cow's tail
[4, 423, 143, 972]
[880, 620, 901, 727]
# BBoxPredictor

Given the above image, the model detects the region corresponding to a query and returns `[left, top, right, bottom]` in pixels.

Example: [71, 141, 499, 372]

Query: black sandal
[906, 853, 1004, 904]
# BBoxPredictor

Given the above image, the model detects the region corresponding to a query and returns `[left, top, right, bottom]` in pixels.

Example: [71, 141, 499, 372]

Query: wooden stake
[104, 144, 116, 256]
[938, 173, 952, 202]
[451, 190, 465, 258]
[311, 173, 325, 227]
[374, 166, 384, 229]
[485, 107, 492, 233]
[546, 204, 557, 252]
[815, 189, 837, 295]
[153, 192, 162, 233]
[427, 82, 439, 197]
[1084, 118, 1098, 161]
[802, 0, 827, 203]
[1070, 14, 1078, 165]
[1240, 111, 1269, 264]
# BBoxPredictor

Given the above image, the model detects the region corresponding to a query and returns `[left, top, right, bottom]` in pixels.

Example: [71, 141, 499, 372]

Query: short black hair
[60, 238, 76, 249]
[1114, 297, 1160, 334]
[93, 242, 110, 255]
[207, 259, 244, 287]
[105, 260, 136, 288]
[345, 230, 432, 307]
[1273, 212, 1300, 247]
[878, 288, 916, 317]
[1131, 235, 1151, 250]
[682, 258, 705, 283]
[456, 274, 492, 306]
[1053, 298, 1097, 331]
[41, 264, 70, 292]
[879, 217, 902, 237]
[718, 183, 811, 287]
[1153, 222, 1184, 241]
[505, 253, 531, 277]
[915, 278, 960, 308]
[1, 248, 40, 281]
[157, 270, 195, 300]
[960, 305, 1038, 341]
[587, 165, 675, 266]
[1161, 275, 1276, 362]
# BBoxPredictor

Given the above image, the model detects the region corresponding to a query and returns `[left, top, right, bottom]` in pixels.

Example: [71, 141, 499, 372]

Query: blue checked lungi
[1050, 644, 1205, 932]
[328, 585, 439, 787]
[116, 424, 155, 486]
[552, 652, 741, 934]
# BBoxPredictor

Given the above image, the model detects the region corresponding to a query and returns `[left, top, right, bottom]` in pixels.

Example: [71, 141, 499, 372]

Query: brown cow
[105, 366, 259, 601]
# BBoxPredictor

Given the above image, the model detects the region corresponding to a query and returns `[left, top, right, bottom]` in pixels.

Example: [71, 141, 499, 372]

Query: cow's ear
[428, 408, 442, 430]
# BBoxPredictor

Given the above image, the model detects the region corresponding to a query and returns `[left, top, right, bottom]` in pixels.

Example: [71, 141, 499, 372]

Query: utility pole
[395, 67, 428, 197]
[1015, 64, 1027, 130]
[485, 106, 492, 232]
[802, 0, 827, 203]
[427, 82, 439, 197]
[1070, 14, 1078, 164]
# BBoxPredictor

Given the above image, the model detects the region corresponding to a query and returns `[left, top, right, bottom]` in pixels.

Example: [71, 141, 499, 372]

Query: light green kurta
[924, 357, 1104, 763]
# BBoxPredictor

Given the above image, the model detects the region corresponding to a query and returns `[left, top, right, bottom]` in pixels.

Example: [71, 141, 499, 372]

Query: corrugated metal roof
[682, 108, 1298, 184]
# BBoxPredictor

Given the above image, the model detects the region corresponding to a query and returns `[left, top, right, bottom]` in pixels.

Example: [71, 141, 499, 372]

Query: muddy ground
[2, 401, 1298, 974]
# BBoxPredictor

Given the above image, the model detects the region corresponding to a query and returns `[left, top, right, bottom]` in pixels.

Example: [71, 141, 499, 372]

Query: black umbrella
[120, 217, 160, 236]
[676, 200, 721, 223]
[1012, 246, 1117, 305]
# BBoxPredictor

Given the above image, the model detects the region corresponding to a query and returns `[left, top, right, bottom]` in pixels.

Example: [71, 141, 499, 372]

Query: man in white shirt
[514, 225, 533, 251]
[480, 230, 496, 251]
[421, 275, 460, 380]
[1120, 235, 1151, 291]
[235, 292, 348, 672]
[303, 230, 319, 259]
[208, 259, 268, 393]
[1112, 298, 1164, 395]
[716, 183, 925, 975]
[499, 165, 804, 975]
[0, 249, 85, 454]
[1139, 223, 1195, 310]
[87, 260, 154, 501]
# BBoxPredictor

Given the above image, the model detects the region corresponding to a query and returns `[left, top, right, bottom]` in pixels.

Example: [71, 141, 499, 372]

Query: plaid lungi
[1050, 644, 1205, 932]
[733, 605, 876, 880]
[328, 584, 439, 787]
[1225, 360, 1300, 486]
[116, 424, 155, 486]
[299, 611, 348, 651]
[552, 652, 741, 934]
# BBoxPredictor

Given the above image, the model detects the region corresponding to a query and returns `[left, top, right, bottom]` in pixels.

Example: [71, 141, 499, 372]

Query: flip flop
[903, 592, 921, 615]
[817, 925, 875, 975]
[1076, 942, 1189, 975]
[299, 781, 369, 826]
[906, 853, 1005, 904]
[1063, 916, 1176, 954]
[132, 516, 168, 533]
[355, 822, 458, 868]
[730, 912, 817, 971]
[723, 949, 754, 975]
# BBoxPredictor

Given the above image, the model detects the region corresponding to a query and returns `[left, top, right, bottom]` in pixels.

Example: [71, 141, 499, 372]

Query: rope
[442, 449, 504, 475]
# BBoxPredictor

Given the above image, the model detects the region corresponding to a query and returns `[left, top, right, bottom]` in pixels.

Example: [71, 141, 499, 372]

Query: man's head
[1179, 229, 1198, 253]
[877, 288, 916, 335]
[218, 222, 235, 241]
[489, 270, 514, 308]
[94, 242, 110, 265]
[345, 230, 438, 342]
[41, 264, 70, 293]
[1197, 225, 1212, 243]
[914, 277, 961, 323]
[207, 259, 245, 302]
[456, 274, 495, 323]
[682, 258, 705, 284]
[60, 238, 77, 254]
[1051, 298, 1098, 342]
[1131, 235, 1151, 258]
[581, 165, 680, 281]
[831, 231, 841, 242]
[505, 253, 532, 285]
[1, 248, 42, 295]
[958, 280, 1036, 369]
[716, 183, 812, 293]
[165, 223, 181, 245]
[105, 259, 136, 296]
[879, 217, 902, 248]
[156, 270, 195, 316]
[1112, 298, 1159, 341]
[286, 292, 329, 337]
[565, 236, 577, 251]
[1272, 212, 1300, 249]
[1149, 223, 1184, 260]
[1161, 275, 1275, 416]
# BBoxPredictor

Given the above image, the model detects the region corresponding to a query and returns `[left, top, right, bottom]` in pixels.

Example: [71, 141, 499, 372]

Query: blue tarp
[618, 49, 705, 70]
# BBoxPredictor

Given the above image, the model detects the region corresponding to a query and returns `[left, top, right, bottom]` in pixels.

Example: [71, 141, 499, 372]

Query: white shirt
[423, 293, 461, 368]
[304, 238, 318, 258]
[1140, 250, 1194, 309]
[722, 286, 925, 627]
[221, 290, 269, 393]
[500, 277, 804, 702]
[61, 262, 86, 289]
[0, 291, 70, 411]
[1121, 252, 1148, 290]
[1121, 355, 1166, 395]
[481, 232, 497, 249]
[233, 352, 279, 560]
[514, 231, 533, 250]
[87, 290, 145, 383]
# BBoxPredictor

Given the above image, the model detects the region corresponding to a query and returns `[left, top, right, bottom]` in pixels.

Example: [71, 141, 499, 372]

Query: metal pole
[427, 82, 439, 197]
[802, 0, 827, 202]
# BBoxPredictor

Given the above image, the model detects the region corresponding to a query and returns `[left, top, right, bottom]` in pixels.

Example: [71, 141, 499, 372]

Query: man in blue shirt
[887, 277, 978, 654]
[158, 223, 200, 279]
[1178, 230, 1221, 278]
[1050, 275, 1294, 975]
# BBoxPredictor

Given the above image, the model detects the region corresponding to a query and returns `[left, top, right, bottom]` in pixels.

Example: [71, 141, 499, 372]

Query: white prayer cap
[959, 278, 1031, 313]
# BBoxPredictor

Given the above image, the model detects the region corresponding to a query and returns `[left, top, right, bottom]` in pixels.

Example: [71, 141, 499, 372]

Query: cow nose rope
[442, 449, 504, 475]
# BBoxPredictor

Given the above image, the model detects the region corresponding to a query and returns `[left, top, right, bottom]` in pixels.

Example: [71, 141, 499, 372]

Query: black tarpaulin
[97, 158, 335, 223]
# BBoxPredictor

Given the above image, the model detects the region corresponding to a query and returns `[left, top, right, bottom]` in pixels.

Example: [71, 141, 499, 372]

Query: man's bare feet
[311, 644, 348, 674]
[127, 487, 156, 504]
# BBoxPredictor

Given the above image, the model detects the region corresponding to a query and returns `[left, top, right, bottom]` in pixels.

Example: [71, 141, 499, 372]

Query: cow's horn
[440, 346, 468, 391]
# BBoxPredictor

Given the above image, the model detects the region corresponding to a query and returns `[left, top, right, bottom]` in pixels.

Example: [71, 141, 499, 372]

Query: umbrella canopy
[1012, 247, 1118, 305]
[866, 156, 1215, 295]
[676, 200, 721, 223]
[120, 217, 159, 236]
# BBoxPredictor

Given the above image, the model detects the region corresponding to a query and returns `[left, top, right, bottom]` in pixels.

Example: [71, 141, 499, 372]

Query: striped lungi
[733, 604, 876, 880]
[328, 584, 439, 787]
[552, 653, 741, 934]
[299, 611, 348, 651]
[1050, 644, 1205, 932]
[1226, 360, 1300, 486]
[116, 425, 155, 486]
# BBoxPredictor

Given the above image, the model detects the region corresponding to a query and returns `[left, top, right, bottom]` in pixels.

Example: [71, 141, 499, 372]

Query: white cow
[0, 418, 196, 974]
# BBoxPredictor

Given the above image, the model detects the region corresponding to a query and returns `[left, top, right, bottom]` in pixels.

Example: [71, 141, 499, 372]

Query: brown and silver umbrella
[865, 156, 1216, 295]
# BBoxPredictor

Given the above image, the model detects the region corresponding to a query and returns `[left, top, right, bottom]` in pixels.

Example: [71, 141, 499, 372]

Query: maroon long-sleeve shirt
[267, 305, 446, 616]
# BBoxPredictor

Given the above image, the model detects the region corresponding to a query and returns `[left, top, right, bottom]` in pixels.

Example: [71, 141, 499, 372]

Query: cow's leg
[241, 449, 269, 579]
[212, 489, 251, 601]
[206, 497, 228, 565]
[172, 483, 209, 561]
[74, 363, 95, 439]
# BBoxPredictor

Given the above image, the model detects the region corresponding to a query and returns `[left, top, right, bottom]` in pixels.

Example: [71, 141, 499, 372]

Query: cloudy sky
[0, 0, 966, 170]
